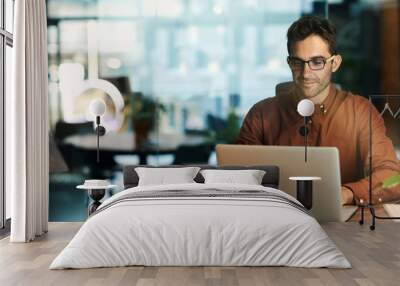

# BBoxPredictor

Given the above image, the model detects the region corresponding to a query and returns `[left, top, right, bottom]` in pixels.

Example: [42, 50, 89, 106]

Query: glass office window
[48, 0, 97, 18]
[5, 44, 11, 220]
[5, 0, 13, 33]
[1, 0, 13, 229]
[48, 0, 329, 135]
[0, 1, 2, 27]
[0, 37, 3, 228]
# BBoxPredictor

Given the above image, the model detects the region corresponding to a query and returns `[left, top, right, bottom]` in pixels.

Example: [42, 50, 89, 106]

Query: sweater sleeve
[344, 98, 400, 204]
[235, 104, 264, 145]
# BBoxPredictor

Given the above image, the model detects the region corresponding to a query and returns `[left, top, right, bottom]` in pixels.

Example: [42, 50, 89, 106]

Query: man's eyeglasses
[287, 55, 335, 71]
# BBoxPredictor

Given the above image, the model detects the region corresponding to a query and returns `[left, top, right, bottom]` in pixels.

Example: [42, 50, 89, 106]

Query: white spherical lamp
[297, 99, 315, 117]
[89, 99, 106, 116]
[297, 99, 314, 163]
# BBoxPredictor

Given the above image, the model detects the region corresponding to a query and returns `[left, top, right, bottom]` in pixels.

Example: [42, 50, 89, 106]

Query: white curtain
[7, 0, 49, 242]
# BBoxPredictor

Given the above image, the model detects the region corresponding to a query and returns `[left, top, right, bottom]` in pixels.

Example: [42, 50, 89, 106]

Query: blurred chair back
[54, 121, 94, 142]
[207, 114, 227, 133]
[173, 144, 212, 165]
[49, 132, 68, 173]
[275, 81, 294, 96]
[54, 121, 95, 173]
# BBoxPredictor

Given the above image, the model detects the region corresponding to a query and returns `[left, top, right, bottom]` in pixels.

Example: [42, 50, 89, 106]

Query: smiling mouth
[302, 81, 317, 87]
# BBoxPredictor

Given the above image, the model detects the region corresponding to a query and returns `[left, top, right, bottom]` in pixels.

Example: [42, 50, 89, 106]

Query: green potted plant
[125, 92, 165, 148]
[220, 110, 241, 144]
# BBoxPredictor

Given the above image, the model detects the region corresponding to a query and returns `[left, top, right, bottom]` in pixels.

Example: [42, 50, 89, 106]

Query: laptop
[216, 144, 357, 222]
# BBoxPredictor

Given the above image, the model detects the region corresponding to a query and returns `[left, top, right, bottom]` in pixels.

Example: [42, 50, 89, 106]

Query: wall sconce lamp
[297, 99, 314, 162]
[89, 99, 106, 163]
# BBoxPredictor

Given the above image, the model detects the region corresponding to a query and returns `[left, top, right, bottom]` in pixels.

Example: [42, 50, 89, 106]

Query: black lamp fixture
[297, 99, 315, 162]
[89, 99, 106, 163]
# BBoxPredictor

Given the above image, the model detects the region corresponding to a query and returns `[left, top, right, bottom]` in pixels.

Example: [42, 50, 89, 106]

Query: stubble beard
[295, 78, 331, 101]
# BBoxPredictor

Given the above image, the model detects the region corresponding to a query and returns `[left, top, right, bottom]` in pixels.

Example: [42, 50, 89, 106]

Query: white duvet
[50, 183, 350, 269]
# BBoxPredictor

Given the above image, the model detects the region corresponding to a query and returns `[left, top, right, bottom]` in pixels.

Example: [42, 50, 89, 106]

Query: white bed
[50, 182, 350, 269]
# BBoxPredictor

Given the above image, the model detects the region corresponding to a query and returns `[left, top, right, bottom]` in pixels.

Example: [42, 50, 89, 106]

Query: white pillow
[135, 167, 201, 186]
[200, 169, 266, 185]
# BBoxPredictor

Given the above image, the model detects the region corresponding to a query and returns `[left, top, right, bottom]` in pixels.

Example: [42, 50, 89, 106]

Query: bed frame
[123, 165, 280, 189]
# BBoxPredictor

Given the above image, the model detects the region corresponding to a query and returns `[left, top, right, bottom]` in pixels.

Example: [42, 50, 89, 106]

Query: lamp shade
[297, 99, 315, 117]
[89, 99, 106, 116]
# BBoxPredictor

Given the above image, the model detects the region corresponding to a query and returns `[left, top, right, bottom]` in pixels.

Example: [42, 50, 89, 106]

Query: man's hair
[287, 15, 337, 56]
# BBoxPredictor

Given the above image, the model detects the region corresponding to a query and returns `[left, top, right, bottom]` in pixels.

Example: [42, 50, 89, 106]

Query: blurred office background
[44, 0, 400, 221]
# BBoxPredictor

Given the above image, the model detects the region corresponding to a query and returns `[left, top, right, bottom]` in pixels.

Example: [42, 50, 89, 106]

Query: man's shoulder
[338, 90, 372, 121]
[251, 97, 280, 111]
[340, 90, 369, 108]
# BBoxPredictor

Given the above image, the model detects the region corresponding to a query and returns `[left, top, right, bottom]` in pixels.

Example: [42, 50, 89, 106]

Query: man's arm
[341, 186, 355, 205]
[235, 104, 265, 145]
[343, 98, 400, 204]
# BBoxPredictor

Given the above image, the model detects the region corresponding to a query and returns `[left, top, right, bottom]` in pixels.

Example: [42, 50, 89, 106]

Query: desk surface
[64, 131, 207, 152]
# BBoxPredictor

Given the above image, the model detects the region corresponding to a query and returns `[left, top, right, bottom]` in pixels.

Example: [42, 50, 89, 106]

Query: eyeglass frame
[287, 55, 336, 71]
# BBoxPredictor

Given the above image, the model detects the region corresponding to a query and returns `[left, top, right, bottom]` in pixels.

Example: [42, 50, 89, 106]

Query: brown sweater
[236, 83, 400, 203]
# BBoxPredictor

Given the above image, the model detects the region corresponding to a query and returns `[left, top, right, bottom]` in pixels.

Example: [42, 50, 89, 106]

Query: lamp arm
[304, 116, 308, 162]
[96, 116, 100, 163]
[94, 117, 106, 164]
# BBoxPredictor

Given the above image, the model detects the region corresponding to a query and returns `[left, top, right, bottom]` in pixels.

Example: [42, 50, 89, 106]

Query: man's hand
[341, 186, 354, 205]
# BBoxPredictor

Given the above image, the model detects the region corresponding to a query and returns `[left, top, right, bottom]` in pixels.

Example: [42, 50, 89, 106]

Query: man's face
[289, 34, 339, 99]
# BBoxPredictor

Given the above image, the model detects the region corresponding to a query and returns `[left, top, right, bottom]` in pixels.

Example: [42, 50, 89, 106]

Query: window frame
[0, 0, 14, 231]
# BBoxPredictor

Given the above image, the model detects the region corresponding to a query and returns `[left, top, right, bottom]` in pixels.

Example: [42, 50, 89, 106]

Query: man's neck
[295, 83, 331, 105]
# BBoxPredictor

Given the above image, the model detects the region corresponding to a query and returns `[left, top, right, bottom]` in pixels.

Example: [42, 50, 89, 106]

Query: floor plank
[0, 222, 399, 286]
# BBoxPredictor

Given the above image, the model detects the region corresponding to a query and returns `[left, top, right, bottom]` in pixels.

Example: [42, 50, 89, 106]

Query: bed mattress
[50, 183, 350, 269]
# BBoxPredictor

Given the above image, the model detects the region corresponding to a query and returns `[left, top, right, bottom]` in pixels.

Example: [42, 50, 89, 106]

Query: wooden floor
[1, 219, 399, 286]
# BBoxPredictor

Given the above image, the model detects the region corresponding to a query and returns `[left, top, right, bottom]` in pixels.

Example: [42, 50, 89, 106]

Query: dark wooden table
[64, 131, 207, 165]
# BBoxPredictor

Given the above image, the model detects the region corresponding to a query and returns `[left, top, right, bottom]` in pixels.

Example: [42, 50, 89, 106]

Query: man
[236, 15, 400, 205]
